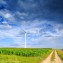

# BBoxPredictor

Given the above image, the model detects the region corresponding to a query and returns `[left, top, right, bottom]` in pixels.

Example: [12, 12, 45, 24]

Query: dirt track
[52, 51, 63, 63]
[41, 51, 53, 63]
[41, 51, 63, 63]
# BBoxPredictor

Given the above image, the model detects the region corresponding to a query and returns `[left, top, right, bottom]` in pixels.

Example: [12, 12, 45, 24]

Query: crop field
[0, 48, 52, 63]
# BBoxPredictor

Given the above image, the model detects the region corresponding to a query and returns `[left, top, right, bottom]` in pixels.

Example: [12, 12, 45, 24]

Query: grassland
[0, 48, 52, 63]
[57, 50, 63, 60]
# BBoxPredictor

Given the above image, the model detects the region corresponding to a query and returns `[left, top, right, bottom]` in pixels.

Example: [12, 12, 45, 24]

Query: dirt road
[52, 51, 63, 63]
[41, 52, 53, 63]
[41, 51, 63, 63]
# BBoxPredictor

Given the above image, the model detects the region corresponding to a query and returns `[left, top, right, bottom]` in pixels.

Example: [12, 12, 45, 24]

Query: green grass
[0, 54, 42, 63]
[51, 51, 55, 61]
[0, 48, 52, 63]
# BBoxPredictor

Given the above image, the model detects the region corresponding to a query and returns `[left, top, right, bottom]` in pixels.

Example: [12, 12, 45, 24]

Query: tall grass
[57, 50, 63, 60]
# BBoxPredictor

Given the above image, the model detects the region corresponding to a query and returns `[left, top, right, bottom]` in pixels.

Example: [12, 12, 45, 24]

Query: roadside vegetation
[51, 51, 55, 61]
[57, 50, 63, 60]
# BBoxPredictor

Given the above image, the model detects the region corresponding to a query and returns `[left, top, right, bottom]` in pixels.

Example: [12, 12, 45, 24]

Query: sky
[0, 0, 63, 48]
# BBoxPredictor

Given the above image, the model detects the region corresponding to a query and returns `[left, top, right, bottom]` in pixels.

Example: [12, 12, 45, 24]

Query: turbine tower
[17, 30, 27, 48]
[17, 29, 37, 48]
[24, 32, 27, 48]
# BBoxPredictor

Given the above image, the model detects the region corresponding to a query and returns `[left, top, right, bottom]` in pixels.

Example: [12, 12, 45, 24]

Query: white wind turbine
[17, 30, 28, 48]
[17, 28, 38, 48]
[24, 31, 27, 48]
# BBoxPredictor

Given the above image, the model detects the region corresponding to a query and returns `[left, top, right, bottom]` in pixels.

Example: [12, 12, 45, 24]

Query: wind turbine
[17, 30, 28, 48]
[24, 31, 27, 48]
[17, 28, 38, 48]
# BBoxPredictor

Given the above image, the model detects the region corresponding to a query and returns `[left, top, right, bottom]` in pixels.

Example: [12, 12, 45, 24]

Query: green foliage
[0, 48, 52, 63]
[0, 48, 52, 57]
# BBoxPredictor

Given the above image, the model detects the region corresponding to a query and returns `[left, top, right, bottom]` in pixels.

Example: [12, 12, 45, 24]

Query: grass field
[0, 48, 52, 63]
[57, 50, 63, 61]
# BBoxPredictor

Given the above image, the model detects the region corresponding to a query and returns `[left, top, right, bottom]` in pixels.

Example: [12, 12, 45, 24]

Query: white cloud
[0, 9, 16, 24]
[26, 28, 41, 34]
[4, 13, 12, 18]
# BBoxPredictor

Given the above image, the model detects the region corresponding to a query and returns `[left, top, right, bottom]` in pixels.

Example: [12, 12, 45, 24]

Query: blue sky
[0, 0, 63, 48]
